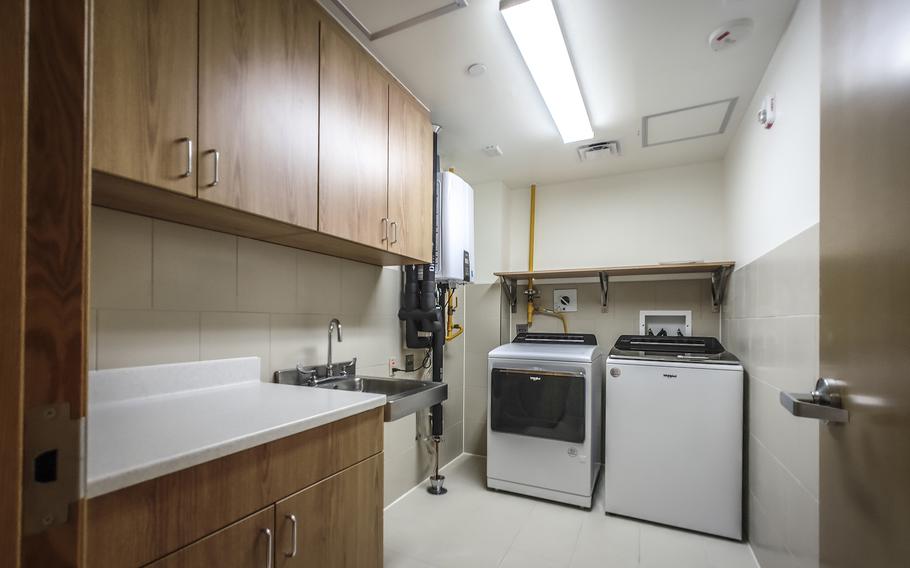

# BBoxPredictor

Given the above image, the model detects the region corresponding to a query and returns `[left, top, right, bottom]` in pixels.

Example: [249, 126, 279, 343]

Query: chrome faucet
[327, 318, 342, 376]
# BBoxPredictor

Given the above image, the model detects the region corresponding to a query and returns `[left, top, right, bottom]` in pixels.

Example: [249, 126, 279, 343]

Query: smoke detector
[708, 18, 754, 52]
[577, 140, 621, 162]
[482, 144, 503, 157]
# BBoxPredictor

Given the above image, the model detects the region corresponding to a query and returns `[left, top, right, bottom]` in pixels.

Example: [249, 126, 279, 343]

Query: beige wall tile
[91, 207, 152, 309]
[200, 312, 271, 380]
[153, 220, 237, 311]
[237, 238, 296, 314]
[340, 260, 382, 317]
[269, 313, 334, 371]
[297, 250, 342, 315]
[97, 309, 199, 369]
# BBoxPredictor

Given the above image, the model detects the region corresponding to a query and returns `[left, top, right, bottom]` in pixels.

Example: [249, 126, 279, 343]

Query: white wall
[472, 181, 510, 283]
[505, 161, 727, 270]
[724, 0, 820, 267]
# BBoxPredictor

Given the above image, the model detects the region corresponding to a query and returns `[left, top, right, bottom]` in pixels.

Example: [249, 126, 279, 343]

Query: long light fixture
[500, 0, 593, 143]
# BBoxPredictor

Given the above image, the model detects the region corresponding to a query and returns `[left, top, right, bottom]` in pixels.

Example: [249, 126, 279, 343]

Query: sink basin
[316, 376, 447, 422]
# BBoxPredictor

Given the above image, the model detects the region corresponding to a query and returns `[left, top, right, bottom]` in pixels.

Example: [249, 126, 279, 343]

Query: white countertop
[86, 358, 385, 498]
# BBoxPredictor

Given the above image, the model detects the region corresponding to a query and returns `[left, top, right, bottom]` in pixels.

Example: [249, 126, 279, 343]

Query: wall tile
[97, 309, 199, 369]
[153, 220, 237, 311]
[91, 207, 152, 309]
[269, 313, 335, 371]
[297, 250, 342, 315]
[200, 312, 270, 381]
[237, 238, 296, 313]
[340, 260, 382, 316]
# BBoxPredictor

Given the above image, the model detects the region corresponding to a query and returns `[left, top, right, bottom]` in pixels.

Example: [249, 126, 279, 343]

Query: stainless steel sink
[316, 376, 447, 422]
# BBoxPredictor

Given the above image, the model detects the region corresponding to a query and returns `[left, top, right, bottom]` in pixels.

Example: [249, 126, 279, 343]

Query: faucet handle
[296, 365, 318, 385]
[339, 358, 357, 376]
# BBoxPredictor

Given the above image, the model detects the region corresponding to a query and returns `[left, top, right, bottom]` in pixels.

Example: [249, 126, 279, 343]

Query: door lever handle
[780, 378, 849, 423]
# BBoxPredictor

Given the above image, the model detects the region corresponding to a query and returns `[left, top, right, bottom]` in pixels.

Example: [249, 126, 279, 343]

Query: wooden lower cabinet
[276, 454, 383, 568]
[147, 507, 275, 568]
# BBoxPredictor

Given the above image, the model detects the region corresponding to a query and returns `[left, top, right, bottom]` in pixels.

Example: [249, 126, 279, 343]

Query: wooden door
[818, 0, 910, 566]
[319, 21, 390, 249]
[388, 83, 434, 262]
[198, 0, 319, 229]
[148, 507, 275, 568]
[275, 454, 382, 568]
[93, 0, 198, 196]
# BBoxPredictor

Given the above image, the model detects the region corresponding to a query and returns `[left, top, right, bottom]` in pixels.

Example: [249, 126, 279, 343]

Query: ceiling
[320, 0, 798, 188]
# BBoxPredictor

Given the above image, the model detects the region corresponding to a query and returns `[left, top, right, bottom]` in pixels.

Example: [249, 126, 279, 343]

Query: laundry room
[5, 0, 907, 567]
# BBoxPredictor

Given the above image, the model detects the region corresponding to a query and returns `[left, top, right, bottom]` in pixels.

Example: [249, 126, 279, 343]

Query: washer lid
[490, 342, 602, 363]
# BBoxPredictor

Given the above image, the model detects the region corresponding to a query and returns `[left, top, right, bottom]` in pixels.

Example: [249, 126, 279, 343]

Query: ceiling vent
[577, 140, 621, 162]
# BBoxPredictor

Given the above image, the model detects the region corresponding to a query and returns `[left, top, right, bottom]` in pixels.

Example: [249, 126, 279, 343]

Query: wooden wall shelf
[494, 261, 735, 314]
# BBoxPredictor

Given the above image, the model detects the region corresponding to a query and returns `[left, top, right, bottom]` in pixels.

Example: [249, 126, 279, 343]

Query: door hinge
[23, 403, 84, 535]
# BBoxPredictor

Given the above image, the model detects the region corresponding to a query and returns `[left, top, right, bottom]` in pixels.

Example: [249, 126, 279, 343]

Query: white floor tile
[385, 456, 757, 568]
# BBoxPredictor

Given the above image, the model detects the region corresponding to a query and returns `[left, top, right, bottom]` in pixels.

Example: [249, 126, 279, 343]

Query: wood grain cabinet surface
[276, 454, 383, 568]
[198, 0, 319, 229]
[388, 83, 434, 263]
[92, 0, 198, 196]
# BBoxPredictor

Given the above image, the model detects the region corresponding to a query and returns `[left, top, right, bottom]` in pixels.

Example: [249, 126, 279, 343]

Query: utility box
[437, 171, 475, 283]
[639, 310, 692, 337]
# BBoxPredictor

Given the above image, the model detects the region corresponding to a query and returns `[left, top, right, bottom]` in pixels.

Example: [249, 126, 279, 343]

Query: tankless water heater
[437, 171, 475, 283]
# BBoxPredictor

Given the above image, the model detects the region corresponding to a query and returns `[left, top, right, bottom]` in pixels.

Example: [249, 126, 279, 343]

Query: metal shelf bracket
[711, 265, 734, 312]
[501, 277, 517, 313]
[598, 272, 609, 313]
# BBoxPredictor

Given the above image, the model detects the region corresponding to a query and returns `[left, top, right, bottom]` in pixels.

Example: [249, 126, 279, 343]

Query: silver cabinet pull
[179, 137, 193, 178]
[381, 217, 389, 242]
[390, 221, 399, 244]
[261, 528, 273, 568]
[780, 377, 849, 423]
[208, 149, 220, 187]
[285, 514, 298, 558]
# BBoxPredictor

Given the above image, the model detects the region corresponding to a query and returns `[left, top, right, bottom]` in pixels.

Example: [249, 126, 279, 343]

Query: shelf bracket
[598, 272, 609, 313]
[501, 277, 517, 313]
[711, 265, 733, 312]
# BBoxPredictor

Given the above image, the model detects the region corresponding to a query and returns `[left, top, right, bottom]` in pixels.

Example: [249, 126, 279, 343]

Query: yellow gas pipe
[526, 184, 567, 333]
[445, 288, 463, 342]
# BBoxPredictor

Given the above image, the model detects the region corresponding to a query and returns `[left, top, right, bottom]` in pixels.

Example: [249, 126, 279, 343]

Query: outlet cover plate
[554, 289, 578, 312]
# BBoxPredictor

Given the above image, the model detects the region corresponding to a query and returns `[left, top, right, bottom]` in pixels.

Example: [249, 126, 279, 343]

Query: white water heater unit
[437, 171, 475, 283]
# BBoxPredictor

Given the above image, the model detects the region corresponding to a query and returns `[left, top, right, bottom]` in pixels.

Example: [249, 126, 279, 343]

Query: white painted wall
[505, 161, 727, 271]
[472, 181, 510, 283]
[724, 0, 820, 268]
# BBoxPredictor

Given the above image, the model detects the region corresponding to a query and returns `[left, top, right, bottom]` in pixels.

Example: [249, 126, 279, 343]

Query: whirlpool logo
[663, 373, 678, 379]
[529, 376, 542, 382]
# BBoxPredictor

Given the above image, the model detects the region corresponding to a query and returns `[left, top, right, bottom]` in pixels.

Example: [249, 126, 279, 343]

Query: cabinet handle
[285, 514, 298, 558]
[208, 149, 220, 187]
[381, 217, 389, 242]
[390, 221, 399, 244]
[179, 137, 193, 178]
[261, 528, 273, 568]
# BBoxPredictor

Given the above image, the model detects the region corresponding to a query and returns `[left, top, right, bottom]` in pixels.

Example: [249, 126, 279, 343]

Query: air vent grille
[577, 140, 621, 162]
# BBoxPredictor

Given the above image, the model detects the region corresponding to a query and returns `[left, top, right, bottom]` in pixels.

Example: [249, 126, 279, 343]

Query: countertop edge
[85, 394, 385, 499]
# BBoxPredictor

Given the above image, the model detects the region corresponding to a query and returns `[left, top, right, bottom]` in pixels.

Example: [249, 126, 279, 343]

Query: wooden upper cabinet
[147, 507, 275, 568]
[388, 84, 434, 263]
[318, 21, 390, 249]
[275, 454, 383, 568]
[92, 0, 198, 196]
[198, 0, 319, 229]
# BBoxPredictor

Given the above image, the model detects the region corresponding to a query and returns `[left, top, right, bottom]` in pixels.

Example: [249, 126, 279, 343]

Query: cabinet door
[388, 84, 434, 262]
[93, 0, 197, 195]
[148, 507, 275, 568]
[275, 453, 383, 568]
[318, 22, 390, 249]
[198, 0, 319, 229]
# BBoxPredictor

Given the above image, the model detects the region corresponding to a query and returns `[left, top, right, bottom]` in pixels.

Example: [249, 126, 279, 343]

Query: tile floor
[384, 455, 758, 568]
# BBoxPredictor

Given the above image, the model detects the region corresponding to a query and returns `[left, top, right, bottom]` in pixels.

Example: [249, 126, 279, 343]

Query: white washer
[487, 333, 603, 508]
[604, 335, 744, 540]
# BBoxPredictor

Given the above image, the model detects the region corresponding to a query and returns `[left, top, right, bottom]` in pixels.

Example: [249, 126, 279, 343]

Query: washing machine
[604, 335, 744, 539]
[487, 332, 603, 508]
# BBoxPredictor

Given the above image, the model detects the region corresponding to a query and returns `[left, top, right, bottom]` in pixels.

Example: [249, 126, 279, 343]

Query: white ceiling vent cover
[642, 98, 737, 147]
[577, 140, 621, 162]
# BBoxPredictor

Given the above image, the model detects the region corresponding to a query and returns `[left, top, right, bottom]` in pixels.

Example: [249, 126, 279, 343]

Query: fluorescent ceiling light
[500, 0, 593, 143]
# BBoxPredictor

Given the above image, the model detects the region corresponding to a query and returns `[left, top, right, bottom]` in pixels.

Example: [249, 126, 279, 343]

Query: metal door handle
[285, 514, 298, 558]
[179, 137, 193, 178]
[381, 217, 389, 242]
[390, 221, 398, 244]
[780, 377, 849, 423]
[208, 149, 220, 187]
[261, 528, 273, 568]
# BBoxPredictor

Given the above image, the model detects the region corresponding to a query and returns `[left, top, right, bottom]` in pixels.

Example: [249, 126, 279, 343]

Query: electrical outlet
[388, 357, 398, 375]
[516, 323, 529, 334]
[404, 354, 415, 372]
